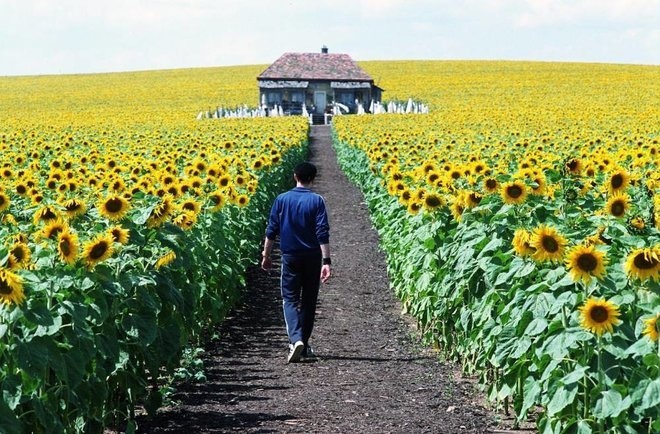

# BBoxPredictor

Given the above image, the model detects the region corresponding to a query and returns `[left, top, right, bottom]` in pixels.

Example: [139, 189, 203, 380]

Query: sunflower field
[334, 61, 659, 433]
[0, 67, 309, 432]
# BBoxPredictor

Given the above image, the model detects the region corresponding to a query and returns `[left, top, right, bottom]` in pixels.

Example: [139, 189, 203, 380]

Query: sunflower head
[423, 193, 443, 212]
[607, 168, 630, 195]
[578, 298, 621, 336]
[565, 244, 608, 284]
[512, 229, 535, 257]
[605, 193, 630, 219]
[208, 190, 226, 212]
[61, 198, 87, 219]
[531, 224, 567, 263]
[0, 269, 25, 306]
[108, 226, 130, 245]
[624, 246, 660, 282]
[501, 180, 527, 205]
[42, 219, 68, 240]
[99, 195, 130, 221]
[0, 192, 11, 212]
[57, 230, 79, 265]
[483, 177, 499, 194]
[82, 234, 114, 268]
[33, 206, 59, 225]
[8, 242, 31, 270]
[642, 313, 659, 342]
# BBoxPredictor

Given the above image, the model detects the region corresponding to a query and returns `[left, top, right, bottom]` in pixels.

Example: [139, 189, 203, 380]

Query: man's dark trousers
[280, 253, 322, 347]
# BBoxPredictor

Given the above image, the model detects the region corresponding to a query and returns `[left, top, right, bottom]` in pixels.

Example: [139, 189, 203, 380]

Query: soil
[135, 126, 520, 433]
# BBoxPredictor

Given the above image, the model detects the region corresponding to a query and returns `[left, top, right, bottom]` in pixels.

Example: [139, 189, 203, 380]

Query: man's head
[294, 162, 317, 184]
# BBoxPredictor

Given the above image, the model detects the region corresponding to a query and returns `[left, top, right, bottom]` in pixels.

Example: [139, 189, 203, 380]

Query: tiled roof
[257, 52, 373, 81]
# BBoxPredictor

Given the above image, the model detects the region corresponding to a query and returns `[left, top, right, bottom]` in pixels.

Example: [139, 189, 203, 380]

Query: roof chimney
[321, 45, 328, 54]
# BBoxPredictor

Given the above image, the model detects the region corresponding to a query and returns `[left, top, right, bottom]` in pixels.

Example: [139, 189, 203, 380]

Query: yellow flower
[0, 191, 10, 212]
[98, 195, 130, 221]
[423, 193, 443, 212]
[606, 168, 630, 195]
[82, 234, 114, 268]
[147, 195, 174, 228]
[207, 190, 226, 212]
[58, 230, 79, 265]
[108, 226, 130, 245]
[42, 219, 68, 240]
[483, 177, 499, 194]
[642, 313, 659, 342]
[512, 229, 535, 257]
[579, 298, 621, 335]
[61, 198, 87, 219]
[0, 269, 25, 306]
[7, 243, 31, 270]
[501, 180, 527, 205]
[155, 250, 176, 269]
[33, 205, 59, 225]
[531, 224, 567, 263]
[624, 246, 660, 282]
[605, 193, 630, 218]
[565, 244, 608, 283]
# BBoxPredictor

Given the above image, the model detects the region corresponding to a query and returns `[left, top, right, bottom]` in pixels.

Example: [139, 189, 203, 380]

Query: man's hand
[261, 255, 272, 271]
[320, 264, 331, 283]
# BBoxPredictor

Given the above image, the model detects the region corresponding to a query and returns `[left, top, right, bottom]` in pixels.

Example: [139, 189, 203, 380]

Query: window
[291, 91, 304, 103]
[338, 92, 353, 105]
[267, 92, 281, 104]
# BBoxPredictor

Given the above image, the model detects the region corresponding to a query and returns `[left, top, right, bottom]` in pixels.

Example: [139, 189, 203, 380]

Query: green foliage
[334, 136, 659, 433]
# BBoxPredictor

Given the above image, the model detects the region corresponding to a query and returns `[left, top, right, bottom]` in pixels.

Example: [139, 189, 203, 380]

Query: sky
[1, 0, 658, 76]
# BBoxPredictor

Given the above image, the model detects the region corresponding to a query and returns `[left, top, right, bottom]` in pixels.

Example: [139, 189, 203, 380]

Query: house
[257, 47, 383, 118]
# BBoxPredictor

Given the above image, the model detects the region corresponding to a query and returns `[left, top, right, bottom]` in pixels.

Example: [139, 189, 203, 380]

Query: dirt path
[136, 125, 496, 433]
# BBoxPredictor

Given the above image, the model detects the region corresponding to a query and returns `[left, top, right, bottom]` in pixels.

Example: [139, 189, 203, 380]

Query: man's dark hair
[294, 162, 317, 183]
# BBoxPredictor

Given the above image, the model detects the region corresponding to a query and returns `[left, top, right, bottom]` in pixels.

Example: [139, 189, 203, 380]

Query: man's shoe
[302, 345, 316, 359]
[287, 341, 304, 363]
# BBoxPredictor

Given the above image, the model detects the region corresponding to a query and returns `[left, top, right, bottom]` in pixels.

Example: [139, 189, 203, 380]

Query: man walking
[261, 162, 332, 363]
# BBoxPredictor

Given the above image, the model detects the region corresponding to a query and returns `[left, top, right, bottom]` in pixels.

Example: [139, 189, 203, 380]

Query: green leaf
[16, 336, 50, 377]
[639, 377, 660, 412]
[520, 376, 541, 417]
[547, 383, 578, 415]
[593, 389, 632, 419]
[623, 337, 655, 357]
[524, 317, 548, 336]
[576, 419, 593, 434]
[559, 364, 589, 385]
[0, 398, 20, 434]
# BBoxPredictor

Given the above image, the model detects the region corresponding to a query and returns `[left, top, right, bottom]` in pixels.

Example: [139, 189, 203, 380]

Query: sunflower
[398, 188, 413, 206]
[605, 193, 630, 218]
[501, 180, 527, 205]
[531, 225, 567, 263]
[607, 168, 630, 195]
[61, 198, 87, 219]
[512, 229, 535, 257]
[629, 216, 646, 231]
[180, 199, 201, 215]
[82, 234, 114, 268]
[155, 250, 177, 269]
[108, 226, 130, 245]
[41, 219, 68, 240]
[642, 313, 659, 342]
[565, 158, 582, 175]
[98, 195, 130, 221]
[624, 246, 660, 282]
[0, 269, 25, 306]
[578, 298, 621, 335]
[450, 199, 465, 222]
[8, 242, 31, 269]
[565, 244, 608, 283]
[33, 205, 59, 225]
[0, 191, 11, 212]
[147, 196, 174, 228]
[465, 191, 482, 208]
[208, 190, 226, 212]
[57, 230, 79, 265]
[173, 212, 197, 231]
[407, 201, 422, 215]
[235, 194, 250, 208]
[423, 193, 443, 212]
[483, 177, 499, 194]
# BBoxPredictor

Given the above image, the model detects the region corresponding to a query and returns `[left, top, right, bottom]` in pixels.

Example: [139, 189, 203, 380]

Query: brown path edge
[135, 125, 498, 433]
